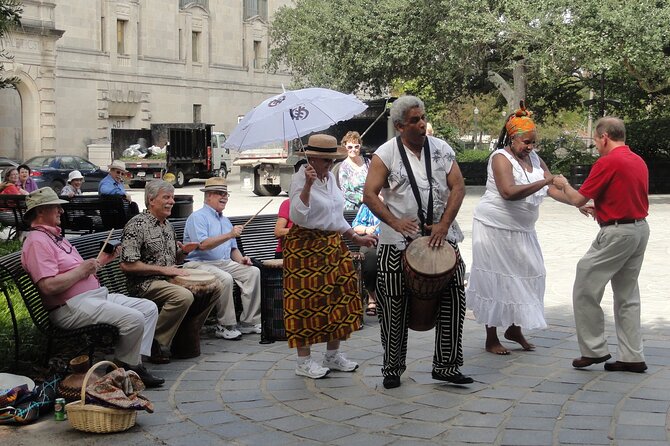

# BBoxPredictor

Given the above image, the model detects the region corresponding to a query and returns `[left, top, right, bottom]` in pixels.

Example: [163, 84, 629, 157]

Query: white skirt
[466, 219, 547, 330]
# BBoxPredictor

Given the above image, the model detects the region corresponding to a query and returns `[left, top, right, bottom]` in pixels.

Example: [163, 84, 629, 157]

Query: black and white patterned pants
[375, 241, 467, 378]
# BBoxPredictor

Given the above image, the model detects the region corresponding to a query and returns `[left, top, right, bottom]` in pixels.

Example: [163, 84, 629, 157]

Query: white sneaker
[215, 325, 242, 340]
[238, 323, 262, 334]
[295, 359, 330, 379]
[322, 352, 358, 372]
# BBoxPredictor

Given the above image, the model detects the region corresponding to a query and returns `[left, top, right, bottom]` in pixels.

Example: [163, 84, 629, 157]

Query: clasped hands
[548, 174, 570, 190]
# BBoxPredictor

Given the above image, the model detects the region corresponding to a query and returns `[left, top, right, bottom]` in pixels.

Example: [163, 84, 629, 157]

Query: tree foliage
[0, 0, 22, 89]
[269, 0, 670, 119]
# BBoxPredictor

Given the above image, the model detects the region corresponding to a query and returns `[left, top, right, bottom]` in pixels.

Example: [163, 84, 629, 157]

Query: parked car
[0, 157, 19, 179]
[24, 155, 108, 194]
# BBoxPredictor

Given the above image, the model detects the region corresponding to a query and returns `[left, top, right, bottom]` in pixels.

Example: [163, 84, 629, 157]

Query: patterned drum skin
[260, 259, 287, 343]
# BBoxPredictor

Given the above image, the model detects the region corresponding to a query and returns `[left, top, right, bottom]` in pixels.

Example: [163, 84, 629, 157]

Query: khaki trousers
[141, 280, 194, 347]
[573, 220, 650, 362]
[184, 259, 261, 327]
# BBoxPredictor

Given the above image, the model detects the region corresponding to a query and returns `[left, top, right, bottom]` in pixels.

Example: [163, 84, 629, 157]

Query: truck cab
[211, 131, 233, 178]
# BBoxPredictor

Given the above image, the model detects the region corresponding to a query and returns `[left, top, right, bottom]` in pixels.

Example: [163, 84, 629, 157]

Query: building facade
[0, 0, 291, 163]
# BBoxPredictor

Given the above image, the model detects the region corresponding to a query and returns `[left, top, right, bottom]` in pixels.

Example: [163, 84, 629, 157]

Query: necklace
[31, 227, 73, 254]
[507, 147, 532, 184]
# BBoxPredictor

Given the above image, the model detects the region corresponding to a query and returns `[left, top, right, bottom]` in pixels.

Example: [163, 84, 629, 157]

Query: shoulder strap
[396, 136, 433, 235]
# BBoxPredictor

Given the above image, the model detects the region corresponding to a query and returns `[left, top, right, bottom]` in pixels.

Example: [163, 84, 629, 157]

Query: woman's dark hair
[17, 164, 31, 174]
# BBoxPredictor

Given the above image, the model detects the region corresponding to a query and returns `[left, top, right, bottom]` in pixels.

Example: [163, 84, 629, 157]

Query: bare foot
[486, 342, 510, 355]
[504, 325, 535, 351]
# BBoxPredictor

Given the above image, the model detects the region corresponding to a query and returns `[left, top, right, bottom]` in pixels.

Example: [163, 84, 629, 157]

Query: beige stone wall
[1, 0, 292, 161]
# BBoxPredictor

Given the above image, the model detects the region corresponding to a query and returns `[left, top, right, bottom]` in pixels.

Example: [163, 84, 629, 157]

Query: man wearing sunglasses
[182, 177, 262, 341]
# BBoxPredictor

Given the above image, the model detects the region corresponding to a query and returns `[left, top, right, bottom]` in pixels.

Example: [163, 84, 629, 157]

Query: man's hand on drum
[354, 233, 377, 248]
[425, 222, 449, 248]
[178, 241, 200, 254]
[164, 266, 190, 277]
[392, 217, 419, 239]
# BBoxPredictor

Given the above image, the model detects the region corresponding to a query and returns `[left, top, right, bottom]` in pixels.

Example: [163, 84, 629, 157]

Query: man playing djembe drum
[120, 180, 218, 363]
[363, 95, 472, 389]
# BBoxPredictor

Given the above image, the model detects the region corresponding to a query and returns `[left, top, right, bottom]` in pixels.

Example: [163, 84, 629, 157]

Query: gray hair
[144, 180, 174, 207]
[390, 95, 425, 127]
[595, 116, 626, 142]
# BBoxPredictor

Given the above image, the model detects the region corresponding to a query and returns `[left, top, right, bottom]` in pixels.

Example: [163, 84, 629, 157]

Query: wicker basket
[65, 360, 137, 433]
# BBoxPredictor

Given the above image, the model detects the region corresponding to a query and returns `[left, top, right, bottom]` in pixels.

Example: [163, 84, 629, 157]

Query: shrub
[626, 118, 670, 161]
[456, 149, 492, 163]
[539, 135, 598, 177]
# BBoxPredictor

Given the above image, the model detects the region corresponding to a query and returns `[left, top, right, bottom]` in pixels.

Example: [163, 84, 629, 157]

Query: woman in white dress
[466, 104, 568, 355]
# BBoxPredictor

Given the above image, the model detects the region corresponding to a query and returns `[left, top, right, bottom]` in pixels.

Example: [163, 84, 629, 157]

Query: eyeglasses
[346, 144, 361, 150]
[210, 191, 230, 197]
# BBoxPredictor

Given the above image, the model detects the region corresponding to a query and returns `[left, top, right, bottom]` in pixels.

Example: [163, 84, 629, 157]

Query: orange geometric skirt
[283, 226, 362, 348]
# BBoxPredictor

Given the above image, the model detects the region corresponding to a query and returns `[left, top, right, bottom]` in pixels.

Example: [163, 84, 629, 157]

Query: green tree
[269, 0, 670, 117]
[0, 0, 22, 89]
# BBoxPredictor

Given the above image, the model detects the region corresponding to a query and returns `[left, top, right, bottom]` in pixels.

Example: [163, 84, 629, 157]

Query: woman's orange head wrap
[505, 101, 536, 137]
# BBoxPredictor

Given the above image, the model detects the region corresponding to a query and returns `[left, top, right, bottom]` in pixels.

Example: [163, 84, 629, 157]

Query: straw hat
[25, 187, 68, 218]
[67, 170, 84, 183]
[107, 160, 127, 172]
[303, 134, 347, 160]
[199, 177, 228, 192]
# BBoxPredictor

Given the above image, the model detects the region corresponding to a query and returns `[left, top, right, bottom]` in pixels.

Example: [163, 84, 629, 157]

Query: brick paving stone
[411, 392, 466, 408]
[344, 413, 399, 430]
[347, 395, 397, 410]
[376, 403, 421, 416]
[512, 402, 562, 418]
[207, 420, 269, 439]
[451, 413, 505, 428]
[221, 379, 261, 390]
[559, 415, 611, 430]
[615, 425, 669, 441]
[173, 390, 218, 403]
[621, 398, 670, 413]
[226, 399, 274, 410]
[312, 405, 369, 422]
[235, 406, 291, 421]
[284, 397, 338, 412]
[501, 429, 553, 446]
[238, 430, 303, 445]
[145, 421, 200, 440]
[444, 426, 499, 443]
[564, 401, 616, 417]
[504, 416, 556, 431]
[331, 432, 393, 446]
[477, 387, 528, 400]
[267, 389, 313, 402]
[177, 401, 225, 414]
[460, 398, 515, 414]
[520, 391, 571, 405]
[388, 421, 449, 439]
[220, 389, 265, 403]
[164, 430, 225, 446]
[263, 414, 321, 432]
[294, 423, 357, 442]
[572, 389, 623, 404]
[402, 407, 460, 423]
[187, 410, 239, 426]
[617, 411, 667, 426]
[557, 429, 612, 445]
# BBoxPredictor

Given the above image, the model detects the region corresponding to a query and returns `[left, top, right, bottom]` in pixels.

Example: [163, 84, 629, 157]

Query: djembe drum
[169, 270, 219, 358]
[260, 259, 287, 343]
[402, 237, 458, 331]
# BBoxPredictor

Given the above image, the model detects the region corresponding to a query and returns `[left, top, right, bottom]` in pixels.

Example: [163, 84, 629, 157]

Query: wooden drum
[260, 259, 287, 343]
[169, 270, 219, 359]
[402, 237, 458, 331]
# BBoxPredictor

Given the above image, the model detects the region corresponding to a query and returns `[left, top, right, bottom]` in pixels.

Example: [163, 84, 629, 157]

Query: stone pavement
[3, 187, 670, 445]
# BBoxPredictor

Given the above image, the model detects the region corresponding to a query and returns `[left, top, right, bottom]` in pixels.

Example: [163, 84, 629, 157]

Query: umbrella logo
[268, 96, 286, 107]
[290, 106, 310, 121]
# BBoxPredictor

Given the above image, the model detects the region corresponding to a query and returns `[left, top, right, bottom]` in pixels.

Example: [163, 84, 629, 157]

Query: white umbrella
[224, 87, 368, 150]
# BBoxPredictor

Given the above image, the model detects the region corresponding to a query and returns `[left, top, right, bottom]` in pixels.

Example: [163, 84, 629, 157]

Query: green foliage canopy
[0, 0, 22, 89]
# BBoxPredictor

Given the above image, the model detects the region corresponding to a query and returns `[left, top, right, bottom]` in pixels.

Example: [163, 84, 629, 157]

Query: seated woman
[0, 169, 28, 196]
[60, 170, 85, 197]
[17, 164, 38, 193]
[352, 202, 380, 316]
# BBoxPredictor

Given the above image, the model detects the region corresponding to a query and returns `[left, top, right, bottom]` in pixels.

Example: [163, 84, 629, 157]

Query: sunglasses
[346, 144, 361, 150]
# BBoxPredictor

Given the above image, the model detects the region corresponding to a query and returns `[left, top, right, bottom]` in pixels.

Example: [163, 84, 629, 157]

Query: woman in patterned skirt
[284, 134, 377, 379]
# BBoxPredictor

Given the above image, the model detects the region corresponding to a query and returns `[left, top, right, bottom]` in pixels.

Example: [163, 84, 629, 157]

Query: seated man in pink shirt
[20, 187, 164, 387]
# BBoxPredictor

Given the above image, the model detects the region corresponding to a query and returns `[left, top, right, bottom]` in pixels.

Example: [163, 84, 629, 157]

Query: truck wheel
[50, 180, 65, 195]
[253, 173, 282, 196]
[129, 180, 145, 189]
[174, 169, 186, 188]
[218, 163, 229, 179]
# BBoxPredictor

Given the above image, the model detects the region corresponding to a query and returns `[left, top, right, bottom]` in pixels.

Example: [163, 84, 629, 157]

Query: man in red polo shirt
[554, 117, 649, 373]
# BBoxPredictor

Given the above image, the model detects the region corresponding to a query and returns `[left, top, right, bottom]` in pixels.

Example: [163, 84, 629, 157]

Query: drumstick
[96, 229, 114, 261]
[243, 199, 273, 228]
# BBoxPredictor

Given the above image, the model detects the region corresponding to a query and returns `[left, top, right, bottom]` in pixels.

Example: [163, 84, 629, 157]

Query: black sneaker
[431, 371, 473, 385]
[383, 376, 401, 389]
[130, 364, 165, 388]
